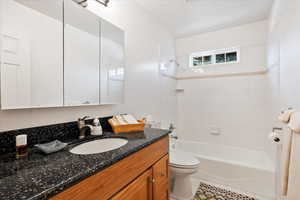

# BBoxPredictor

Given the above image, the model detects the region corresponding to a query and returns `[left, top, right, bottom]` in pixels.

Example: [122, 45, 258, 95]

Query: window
[203, 55, 212, 65]
[216, 54, 225, 63]
[190, 47, 239, 67]
[226, 52, 237, 62]
[192, 55, 212, 66]
[193, 56, 203, 66]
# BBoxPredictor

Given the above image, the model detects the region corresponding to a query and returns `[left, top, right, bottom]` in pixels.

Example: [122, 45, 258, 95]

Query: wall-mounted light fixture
[95, 0, 110, 7]
[74, 0, 110, 7]
[73, 0, 88, 7]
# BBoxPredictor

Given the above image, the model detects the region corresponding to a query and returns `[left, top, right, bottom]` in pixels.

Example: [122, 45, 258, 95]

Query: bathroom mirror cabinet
[100, 19, 125, 104]
[0, 0, 125, 109]
[64, 0, 100, 106]
[0, 0, 64, 109]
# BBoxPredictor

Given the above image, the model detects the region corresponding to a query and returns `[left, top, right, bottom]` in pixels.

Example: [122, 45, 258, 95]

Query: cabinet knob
[149, 178, 155, 183]
[160, 173, 166, 177]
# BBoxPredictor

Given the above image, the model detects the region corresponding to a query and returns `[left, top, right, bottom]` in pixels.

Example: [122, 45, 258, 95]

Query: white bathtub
[173, 140, 276, 200]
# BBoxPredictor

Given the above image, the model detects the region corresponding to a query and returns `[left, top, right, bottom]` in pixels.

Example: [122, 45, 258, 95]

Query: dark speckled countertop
[0, 128, 170, 200]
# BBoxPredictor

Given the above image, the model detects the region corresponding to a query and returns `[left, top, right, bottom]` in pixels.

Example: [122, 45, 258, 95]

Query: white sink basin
[70, 138, 128, 155]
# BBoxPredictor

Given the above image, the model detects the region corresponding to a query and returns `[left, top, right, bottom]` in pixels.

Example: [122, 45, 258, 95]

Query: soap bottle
[16, 134, 28, 158]
[92, 118, 103, 136]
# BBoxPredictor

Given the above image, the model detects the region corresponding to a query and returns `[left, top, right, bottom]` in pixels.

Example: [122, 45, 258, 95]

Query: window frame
[189, 47, 240, 68]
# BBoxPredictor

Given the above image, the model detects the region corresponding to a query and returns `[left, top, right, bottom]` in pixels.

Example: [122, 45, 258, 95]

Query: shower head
[169, 59, 180, 67]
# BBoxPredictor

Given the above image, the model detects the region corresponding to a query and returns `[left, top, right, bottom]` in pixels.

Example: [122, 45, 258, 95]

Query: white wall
[268, 1, 300, 199]
[176, 21, 280, 153]
[269, 0, 300, 109]
[0, 0, 177, 131]
[267, 0, 300, 162]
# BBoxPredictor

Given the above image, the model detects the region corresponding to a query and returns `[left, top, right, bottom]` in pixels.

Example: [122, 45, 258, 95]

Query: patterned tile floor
[194, 183, 258, 200]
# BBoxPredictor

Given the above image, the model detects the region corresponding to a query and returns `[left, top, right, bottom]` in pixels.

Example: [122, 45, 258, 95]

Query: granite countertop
[0, 128, 170, 200]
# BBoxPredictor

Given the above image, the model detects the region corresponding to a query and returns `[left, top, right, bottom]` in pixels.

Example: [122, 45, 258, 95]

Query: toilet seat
[170, 150, 200, 169]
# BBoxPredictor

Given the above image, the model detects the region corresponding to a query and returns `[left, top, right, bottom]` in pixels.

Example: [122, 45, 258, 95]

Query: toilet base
[170, 173, 194, 200]
[170, 194, 194, 200]
[169, 150, 200, 200]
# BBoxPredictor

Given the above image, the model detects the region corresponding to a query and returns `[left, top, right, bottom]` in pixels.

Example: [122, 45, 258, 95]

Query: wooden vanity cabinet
[112, 154, 169, 200]
[111, 168, 153, 200]
[50, 137, 169, 200]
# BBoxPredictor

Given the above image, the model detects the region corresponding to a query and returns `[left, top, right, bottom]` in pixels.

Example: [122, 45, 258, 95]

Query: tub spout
[170, 135, 178, 140]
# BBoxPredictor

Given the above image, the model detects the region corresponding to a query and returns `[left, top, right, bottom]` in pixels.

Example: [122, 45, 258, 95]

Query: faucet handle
[78, 116, 89, 129]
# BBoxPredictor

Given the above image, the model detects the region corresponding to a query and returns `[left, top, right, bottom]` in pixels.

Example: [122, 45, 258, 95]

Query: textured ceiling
[134, 0, 274, 38]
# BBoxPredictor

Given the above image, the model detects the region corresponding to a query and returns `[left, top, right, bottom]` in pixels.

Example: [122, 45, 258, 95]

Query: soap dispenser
[91, 118, 103, 136]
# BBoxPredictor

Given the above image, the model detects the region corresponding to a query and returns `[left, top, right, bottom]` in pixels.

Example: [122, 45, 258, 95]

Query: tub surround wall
[0, 0, 177, 132]
[175, 21, 279, 155]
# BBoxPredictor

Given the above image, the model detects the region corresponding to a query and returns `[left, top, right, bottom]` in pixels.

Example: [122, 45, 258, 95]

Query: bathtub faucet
[170, 135, 178, 140]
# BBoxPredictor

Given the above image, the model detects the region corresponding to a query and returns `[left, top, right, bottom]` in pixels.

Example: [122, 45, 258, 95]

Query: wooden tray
[109, 118, 145, 134]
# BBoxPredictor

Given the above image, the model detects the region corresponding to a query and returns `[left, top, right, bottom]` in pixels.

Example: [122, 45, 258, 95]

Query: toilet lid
[170, 150, 200, 168]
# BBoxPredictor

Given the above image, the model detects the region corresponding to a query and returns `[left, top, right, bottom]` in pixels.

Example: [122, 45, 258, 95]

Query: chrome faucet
[78, 116, 93, 139]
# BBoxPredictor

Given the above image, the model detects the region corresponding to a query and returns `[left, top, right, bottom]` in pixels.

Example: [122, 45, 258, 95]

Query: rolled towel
[279, 109, 296, 123]
[288, 112, 300, 133]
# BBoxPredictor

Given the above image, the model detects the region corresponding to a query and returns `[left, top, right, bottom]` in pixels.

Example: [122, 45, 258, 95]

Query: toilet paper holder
[273, 127, 283, 132]
[272, 127, 283, 143]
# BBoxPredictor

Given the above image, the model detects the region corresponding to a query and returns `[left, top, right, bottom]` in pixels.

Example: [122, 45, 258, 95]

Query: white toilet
[169, 150, 200, 200]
